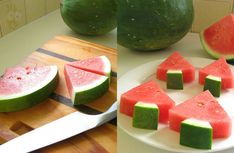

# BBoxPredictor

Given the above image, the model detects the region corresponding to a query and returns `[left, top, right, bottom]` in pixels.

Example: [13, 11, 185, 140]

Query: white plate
[118, 57, 234, 153]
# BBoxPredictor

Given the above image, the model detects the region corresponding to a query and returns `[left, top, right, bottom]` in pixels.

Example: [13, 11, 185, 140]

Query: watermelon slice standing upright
[120, 80, 175, 123]
[64, 65, 109, 105]
[67, 56, 111, 82]
[169, 90, 232, 138]
[0, 65, 58, 112]
[199, 58, 233, 89]
[200, 14, 234, 60]
[156, 52, 195, 83]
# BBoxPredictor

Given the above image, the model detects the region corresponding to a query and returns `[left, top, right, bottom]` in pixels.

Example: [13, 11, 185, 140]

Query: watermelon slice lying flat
[199, 58, 233, 89]
[64, 65, 109, 105]
[67, 56, 111, 80]
[200, 14, 234, 60]
[156, 52, 195, 83]
[0, 65, 58, 112]
[169, 90, 232, 138]
[120, 80, 175, 123]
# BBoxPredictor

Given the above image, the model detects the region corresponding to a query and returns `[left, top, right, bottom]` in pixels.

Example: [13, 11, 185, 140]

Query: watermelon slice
[199, 58, 233, 89]
[64, 65, 109, 105]
[0, 65, 58, 112]
[156, 52, 195, 83]
[200, 14, 234, 60]
[169, 90, 232, 138]
[67, 56, 111, 81]
[120, 80, 175, 123]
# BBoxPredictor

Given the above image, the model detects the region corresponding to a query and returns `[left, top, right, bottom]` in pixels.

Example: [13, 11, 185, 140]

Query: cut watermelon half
[200, 14, 234, 60]
[199, 58, 233, 89]
[0, 65, 58, 112]
[120, 80, 175, 123]
[64, 65, 109, 105]
[67, 56, 111, 81]
[169, 90, 232, 138]
[156, 52, 195, 83]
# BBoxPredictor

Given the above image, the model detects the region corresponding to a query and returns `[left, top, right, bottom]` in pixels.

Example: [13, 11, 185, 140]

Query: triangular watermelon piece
[64, 65, 109, 105]
[169, 90, 232, 138]
[199, 58, 233, 89]
[67, 56, 111, 79]
[120, 80, 175, 123]
[156, 52, 195, 83]
[200, 14, 234, 60]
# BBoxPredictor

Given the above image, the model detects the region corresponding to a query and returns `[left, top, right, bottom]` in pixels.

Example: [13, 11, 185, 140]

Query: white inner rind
[167, 70, 182, 74]
[71, 75, 108, 103]
[182, 118, 212, 129]
[0, 65, 58, 100]
[207, 75, 221, 82]
[135, 101, 158, 109]
[100, 56, 111, 75]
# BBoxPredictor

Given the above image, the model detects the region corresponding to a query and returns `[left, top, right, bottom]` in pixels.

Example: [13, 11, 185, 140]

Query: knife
[0, 102, 117, 153]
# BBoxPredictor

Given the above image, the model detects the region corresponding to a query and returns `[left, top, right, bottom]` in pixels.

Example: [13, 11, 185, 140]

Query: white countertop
[118, 33, 234, 153]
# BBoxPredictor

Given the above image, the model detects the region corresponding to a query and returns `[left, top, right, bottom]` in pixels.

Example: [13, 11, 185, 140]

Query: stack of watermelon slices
[64, 56, 112, 105]
[0, 65, 58, 112]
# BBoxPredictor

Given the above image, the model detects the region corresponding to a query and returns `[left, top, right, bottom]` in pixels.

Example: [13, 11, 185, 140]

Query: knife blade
[0, 102, 117, 153]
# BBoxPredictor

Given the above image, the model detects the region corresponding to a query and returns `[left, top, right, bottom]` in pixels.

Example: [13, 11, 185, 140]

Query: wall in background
[0, 0, 60, 37]
[0, 0, 233, 38]
[192, 0, 234, 32]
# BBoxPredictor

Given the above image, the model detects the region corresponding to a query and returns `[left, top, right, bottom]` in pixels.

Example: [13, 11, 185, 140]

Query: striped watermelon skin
[169, 90, 232, 138]
[156, 52, 195, 83]
[199, 58, 233, 89]
[120, 80, 175, 123]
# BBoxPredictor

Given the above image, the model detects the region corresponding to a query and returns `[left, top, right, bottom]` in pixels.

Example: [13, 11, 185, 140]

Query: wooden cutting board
[0, 35, 117, 153]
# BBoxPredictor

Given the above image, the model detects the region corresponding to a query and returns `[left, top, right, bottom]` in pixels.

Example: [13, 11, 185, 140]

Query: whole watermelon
[117, 0, 194, 51]
[60, 0, 117, 36]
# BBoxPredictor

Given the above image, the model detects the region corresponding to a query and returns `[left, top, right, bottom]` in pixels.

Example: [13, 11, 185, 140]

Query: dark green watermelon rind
[73, 76, 109, 105]
[60, 0, 117, 36]
[200, 31, 234, 61]
[117, 0, 194, 51]
[0, 68, 59, 112]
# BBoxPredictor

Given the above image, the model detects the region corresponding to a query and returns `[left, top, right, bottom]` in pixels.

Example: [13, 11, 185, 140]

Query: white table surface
[117, 33, 234, 153]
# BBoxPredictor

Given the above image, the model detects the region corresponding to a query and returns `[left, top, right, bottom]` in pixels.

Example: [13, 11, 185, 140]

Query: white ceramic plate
[118, 57, 234, 153]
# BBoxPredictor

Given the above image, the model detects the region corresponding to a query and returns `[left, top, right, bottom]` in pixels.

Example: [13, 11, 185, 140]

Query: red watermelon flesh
[64, 65, 107, 97]
[67, 56, 111, 77]
[120, 80, 175, 123]
[156, 52, 195, 83]
[169, 90, 232, 138]
[199, 58, 233, 89]
[0, 66, 52, 95]
[201, 14, 234, 57]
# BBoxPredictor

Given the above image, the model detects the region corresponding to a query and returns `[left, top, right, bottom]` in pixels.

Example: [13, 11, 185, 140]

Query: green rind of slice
[167, 70, 183, 90]
[73, 76, 109, 105]
[0, 69, 59, 112]
[132, 102, 159, 130]
[180, 118, 213, 149]
[204, 75, 221, 97]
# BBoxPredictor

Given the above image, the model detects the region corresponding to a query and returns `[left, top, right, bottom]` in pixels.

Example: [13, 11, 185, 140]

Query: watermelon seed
[197, 102, 204, 107]
[26, 71, 30, 75]
[16, 77, 22, 80]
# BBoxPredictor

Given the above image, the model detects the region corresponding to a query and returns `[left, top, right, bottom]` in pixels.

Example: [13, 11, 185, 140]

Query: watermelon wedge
[64, 65, 109, 105]
[199, 58, 233, 89]
[120, 80, 175, 123]
[169, 90, 232, 138]
[0, 65, 58, 112]
[200, 14, 234, 60]
[67, 56, 111, 81]
[156, 52, 195, 83]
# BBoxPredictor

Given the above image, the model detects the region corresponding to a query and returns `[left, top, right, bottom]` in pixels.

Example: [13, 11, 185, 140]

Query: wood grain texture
[0, 35, 117, 152]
